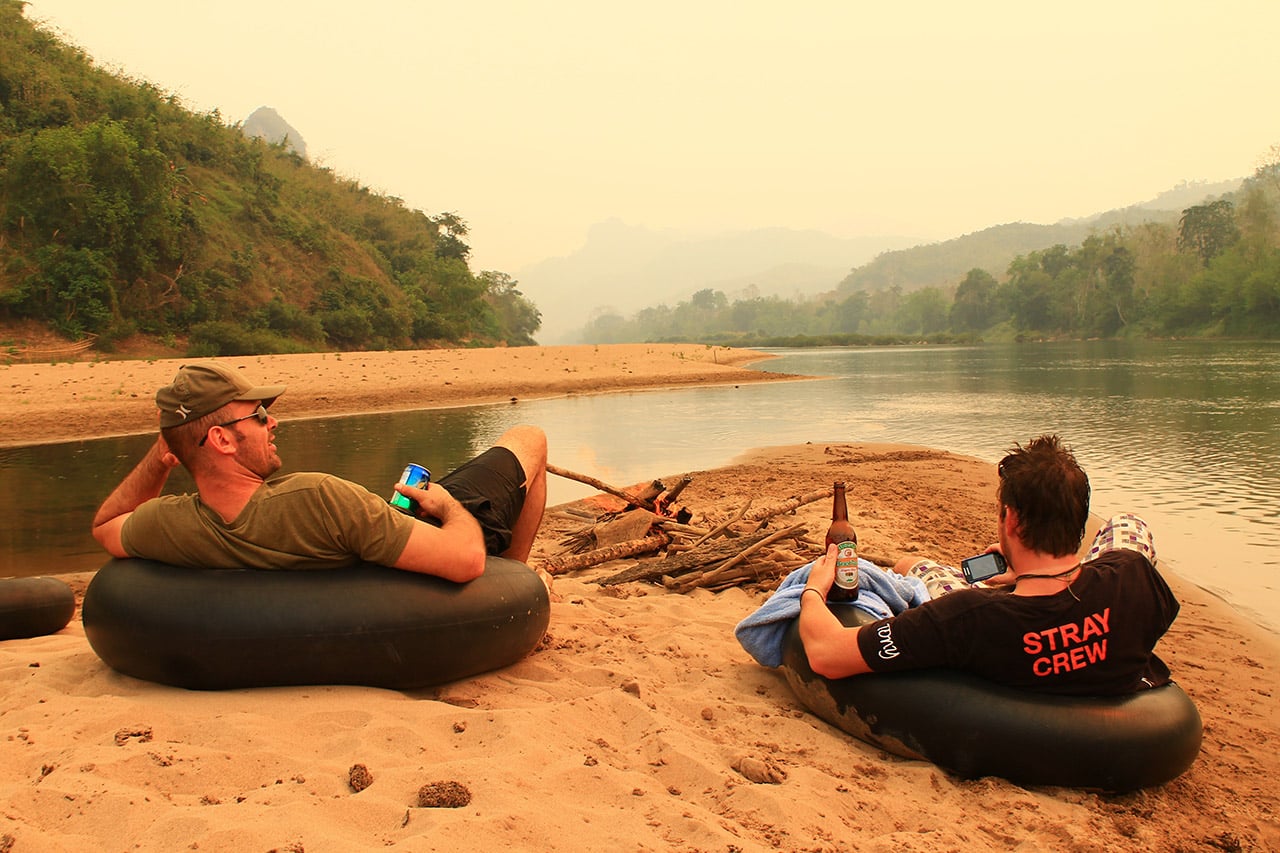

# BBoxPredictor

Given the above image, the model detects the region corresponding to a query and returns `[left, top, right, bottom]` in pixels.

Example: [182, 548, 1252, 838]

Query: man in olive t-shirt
[92, 363, 547, 583]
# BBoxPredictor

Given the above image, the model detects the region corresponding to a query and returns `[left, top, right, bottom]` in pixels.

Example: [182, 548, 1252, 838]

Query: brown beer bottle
[825, 481, 860, 602]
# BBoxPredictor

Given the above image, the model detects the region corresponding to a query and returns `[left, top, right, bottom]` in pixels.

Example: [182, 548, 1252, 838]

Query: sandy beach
[2, 345, 1278, 851]
[0, 343, 796, 448]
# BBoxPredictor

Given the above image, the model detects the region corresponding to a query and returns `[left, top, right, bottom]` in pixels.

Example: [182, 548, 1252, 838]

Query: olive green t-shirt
[120, 473, 416, 570]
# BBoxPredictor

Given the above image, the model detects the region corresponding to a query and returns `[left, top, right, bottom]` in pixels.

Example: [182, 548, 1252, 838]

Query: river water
[3, 340, 1277, 633]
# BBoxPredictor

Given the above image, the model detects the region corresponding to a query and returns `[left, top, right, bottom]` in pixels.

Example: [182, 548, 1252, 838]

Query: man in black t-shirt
[798, 435, 1179, 696]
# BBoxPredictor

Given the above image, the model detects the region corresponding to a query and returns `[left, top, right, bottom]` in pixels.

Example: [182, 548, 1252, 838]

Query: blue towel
[734, 559, 930, 667]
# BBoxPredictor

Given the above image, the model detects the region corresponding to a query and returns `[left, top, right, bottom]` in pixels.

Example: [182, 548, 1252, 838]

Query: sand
[2, 345, 1278, 852]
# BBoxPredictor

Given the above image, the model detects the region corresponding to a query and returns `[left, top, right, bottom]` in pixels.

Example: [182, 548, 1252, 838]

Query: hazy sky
[25, 0, 1280, 275]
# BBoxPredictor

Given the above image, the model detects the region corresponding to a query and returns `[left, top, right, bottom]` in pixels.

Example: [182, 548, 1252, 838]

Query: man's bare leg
[494, 424, 548, 563]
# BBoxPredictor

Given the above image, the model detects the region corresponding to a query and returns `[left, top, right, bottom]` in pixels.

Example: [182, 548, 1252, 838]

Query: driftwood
[547, 463, 661, 511]
[539, 467, 839, 594]
[542, 530, 671, 575]
[631, 480, 665, 508]
[690, 500, 752, 548]
[664, 523, 807, 593]
[656, 476, 693, 510]
[596, 524, 803, 587]
[665, 557, 811, 593]
[652, 520, 711, 538]
[744, 489, 832, 523]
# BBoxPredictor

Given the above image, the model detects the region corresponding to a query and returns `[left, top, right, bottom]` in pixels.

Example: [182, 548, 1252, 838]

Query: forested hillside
[581, 169, 1280, 344]
[0, 1, 540, 357]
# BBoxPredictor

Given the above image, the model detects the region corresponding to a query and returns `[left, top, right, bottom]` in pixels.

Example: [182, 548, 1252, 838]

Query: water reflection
[3, 340, 1277, 632]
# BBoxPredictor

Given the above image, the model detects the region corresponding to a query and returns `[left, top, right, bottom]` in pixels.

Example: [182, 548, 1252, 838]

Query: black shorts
[435, 446, 527, 555]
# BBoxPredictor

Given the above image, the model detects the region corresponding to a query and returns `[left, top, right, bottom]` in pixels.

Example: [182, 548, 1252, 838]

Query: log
[743, 489, 832, 523]
[596, 526, 779, 586]
[546, 463, 660, 511]
[656, 476, 693, 510]
[652, 520, 711, 538]
[540, 530, 671, 575]
[631, 480, 666, 508]
[665, 562, 788, 593]
[593, 509, 657, 548]
[690, 499, 753, 548]
[665, 523, 807, 592]
[550, 508, 600, 524]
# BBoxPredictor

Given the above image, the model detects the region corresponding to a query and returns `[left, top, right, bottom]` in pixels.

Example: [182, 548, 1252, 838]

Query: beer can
[389, 463, 431, 513]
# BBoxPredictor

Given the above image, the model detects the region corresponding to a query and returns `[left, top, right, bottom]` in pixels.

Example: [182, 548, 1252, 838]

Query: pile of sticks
[540, 464, 831, 593]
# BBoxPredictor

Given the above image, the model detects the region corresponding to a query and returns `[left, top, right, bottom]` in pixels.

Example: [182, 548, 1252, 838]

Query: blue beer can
[389, 463, 431, 513]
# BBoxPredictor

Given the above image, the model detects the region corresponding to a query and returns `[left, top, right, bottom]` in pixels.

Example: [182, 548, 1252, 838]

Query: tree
[834, 291, 870, 334]
[1101, 245, 1135, 333]
[479, 270, 541, 345]
[895, 287, 949, 335]
[949, 268, 999, 332]
[1178, 200, 1240, 267]
[1002, 254, 1055, 332]
[430, 212, 471, 261]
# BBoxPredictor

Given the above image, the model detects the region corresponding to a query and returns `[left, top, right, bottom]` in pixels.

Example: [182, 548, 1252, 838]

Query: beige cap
[155, 363, 286, 428]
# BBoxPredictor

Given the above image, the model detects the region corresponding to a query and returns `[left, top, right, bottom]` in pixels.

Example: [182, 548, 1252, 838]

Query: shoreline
[0, 343, 800, 448]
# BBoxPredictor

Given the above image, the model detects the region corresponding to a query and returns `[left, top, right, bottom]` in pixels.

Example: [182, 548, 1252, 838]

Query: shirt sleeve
[119, 494, 202, 562]
[857, 602, 955, 673]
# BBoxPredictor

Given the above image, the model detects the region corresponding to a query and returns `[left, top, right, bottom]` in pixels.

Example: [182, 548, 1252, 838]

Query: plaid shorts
[1084, 513, 1157, 566]
[904, 513, 1156, 600]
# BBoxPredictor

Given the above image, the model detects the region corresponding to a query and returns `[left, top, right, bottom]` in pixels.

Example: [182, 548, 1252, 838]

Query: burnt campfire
[541, 464, 831, 593]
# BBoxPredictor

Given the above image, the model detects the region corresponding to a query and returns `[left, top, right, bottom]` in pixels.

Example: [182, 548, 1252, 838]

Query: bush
[187, 321, 308, 356]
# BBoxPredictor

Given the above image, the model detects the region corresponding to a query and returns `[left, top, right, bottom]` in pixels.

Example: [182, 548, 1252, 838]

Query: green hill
[0, 1, 539, 357]
[832, 189, 1238, 299]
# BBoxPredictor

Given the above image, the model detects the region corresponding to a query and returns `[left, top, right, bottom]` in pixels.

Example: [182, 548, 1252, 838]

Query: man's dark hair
[997, 434, 1090, 557]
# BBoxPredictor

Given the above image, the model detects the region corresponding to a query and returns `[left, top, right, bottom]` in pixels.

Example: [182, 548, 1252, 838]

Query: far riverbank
[0, 344, 800, 447]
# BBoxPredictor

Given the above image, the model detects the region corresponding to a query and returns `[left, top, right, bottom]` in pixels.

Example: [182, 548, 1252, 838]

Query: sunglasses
[198, 405, 271, 447]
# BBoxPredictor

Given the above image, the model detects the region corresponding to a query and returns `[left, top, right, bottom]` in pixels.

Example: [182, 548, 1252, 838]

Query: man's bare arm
[390, 483, 487, 582]
[91, 437, 179, 557]
[798, 544, 874, 678]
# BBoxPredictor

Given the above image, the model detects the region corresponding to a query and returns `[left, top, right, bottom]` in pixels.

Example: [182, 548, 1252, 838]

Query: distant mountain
[517, 178, 1245, 345]
[242, 106, 307, 158]
[517, 220, 921, 344]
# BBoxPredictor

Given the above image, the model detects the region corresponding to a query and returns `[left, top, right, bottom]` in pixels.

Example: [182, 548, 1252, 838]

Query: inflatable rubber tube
[780, 607, 1201, 791]
[0, 576, 76, 640]
[82, 557, 550, 690]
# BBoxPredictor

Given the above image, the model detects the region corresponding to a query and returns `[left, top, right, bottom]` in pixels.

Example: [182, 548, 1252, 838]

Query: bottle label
[833, 541, 859, 588]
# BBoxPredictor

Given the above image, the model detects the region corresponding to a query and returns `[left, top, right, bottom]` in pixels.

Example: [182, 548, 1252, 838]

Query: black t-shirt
[856, 550, 1180, 695]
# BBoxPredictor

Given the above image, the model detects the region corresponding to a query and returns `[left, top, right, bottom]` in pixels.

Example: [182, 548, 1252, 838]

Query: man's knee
[497, 425, 547, 476]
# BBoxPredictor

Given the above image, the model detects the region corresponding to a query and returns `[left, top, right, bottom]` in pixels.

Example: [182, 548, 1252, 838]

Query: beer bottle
[825, 481, 859, 602]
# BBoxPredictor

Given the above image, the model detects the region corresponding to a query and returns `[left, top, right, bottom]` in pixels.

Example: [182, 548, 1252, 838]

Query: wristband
[802, 588, 825, 601]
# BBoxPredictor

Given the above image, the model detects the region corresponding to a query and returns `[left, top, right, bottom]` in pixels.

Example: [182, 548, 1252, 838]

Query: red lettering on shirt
[1024, 607, 1112, 679]
[1031, 639, 1107, 677]
[1059, 622, 1082, 646]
